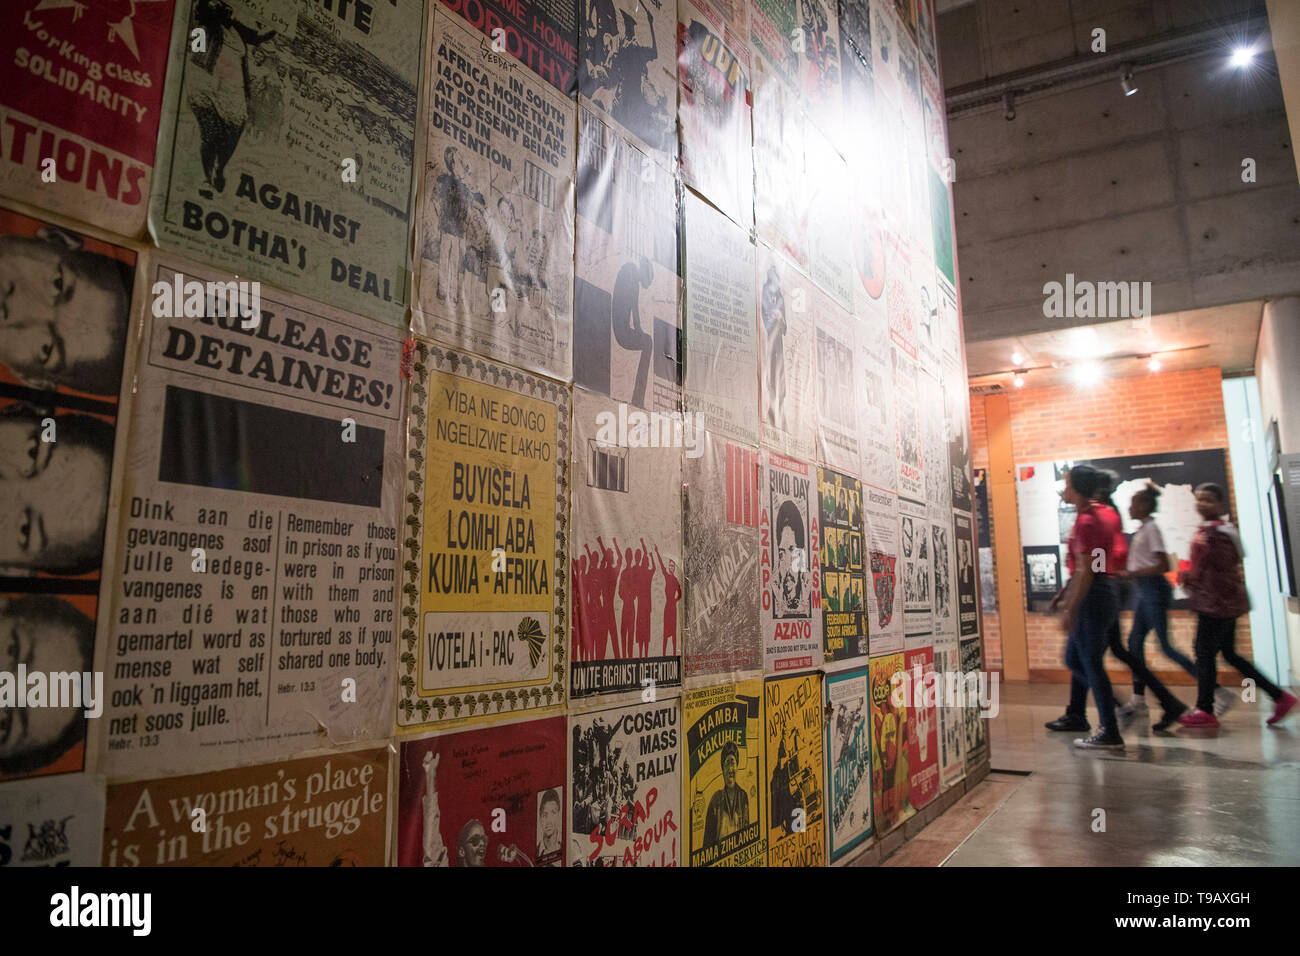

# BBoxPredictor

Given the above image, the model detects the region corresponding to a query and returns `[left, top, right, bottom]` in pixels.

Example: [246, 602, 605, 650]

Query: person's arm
[654, 545, 665, 576]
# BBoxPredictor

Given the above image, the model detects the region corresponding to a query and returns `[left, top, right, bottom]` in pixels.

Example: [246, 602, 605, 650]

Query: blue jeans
[1128, 575, 1196, 692]
[1064, 575, 1120, 734]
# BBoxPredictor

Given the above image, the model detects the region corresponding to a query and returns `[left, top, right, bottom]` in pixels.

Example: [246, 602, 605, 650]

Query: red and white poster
[904, 645, 939, 809]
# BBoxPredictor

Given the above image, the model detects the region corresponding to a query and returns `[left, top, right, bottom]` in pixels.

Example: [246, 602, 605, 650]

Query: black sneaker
[1045, 714, 1090, 732]
[1073, 729, 1124, 750]
[1152, 703, 1187, 734]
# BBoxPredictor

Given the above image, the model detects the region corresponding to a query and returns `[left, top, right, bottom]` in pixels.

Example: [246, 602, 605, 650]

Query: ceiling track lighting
[1003, 91, 1016, 121]
[1121, 63, 1138, 96]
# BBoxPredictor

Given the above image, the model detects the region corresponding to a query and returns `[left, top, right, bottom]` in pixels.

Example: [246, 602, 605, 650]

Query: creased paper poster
[441, 0, 579, 96]
[919, 369, 950, 519]
[953, 510, 978, 639]
[575, 108, 680, 414]
[570, 389, 682, 702]
[683, 190, 758, 446]
[677, 0, 752, 228]
[569, 697, 680, 866]
[864, 486, 902, 655]
[757, 244, 816, 460]
[397, 715, 567, 866]
[752, 62, 807, 270]
[0, 0, 176, 236]
[399, 342, 568, 730]
[960, 636, 986, 762]
[764, 672, 824, 866]
[749, 0, 797, 88]
[579, 0, 676, 169]
[932, 518, 956, 643]
[869, 652, 911, 831]
[894, 346, 922, 501]
[150, 0, 422, 326]
[855, 301, 895, 492]
[814, 291, 860, 473]
[838, 0, 870, 62]
[101, 253, 404, 777]
[684, 678, 764, 867]
[797, 0, 842, 145]
[899, 496, 931, 645]
[0, 209, 134, 783]
[818, 466, 867, 665]
[0, 775, 104, 867]
[683, 432, 761, 683]
[105, 748, 388, 866]
[761, 450, 820, 673]
[415, 11, 576, 380]
[824, 667, 871, 863]
[904, 644, 937, 809]
[936, 640, 964, 789]
[805, 126, 854, 312]
[946, 354, 973, 512]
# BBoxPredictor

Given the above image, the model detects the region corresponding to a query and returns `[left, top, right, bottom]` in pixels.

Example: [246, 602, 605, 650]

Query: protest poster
[749, 0, 798, 89]
[953, 510, 978, 640]
[439, 0, 579, 96]
[855, 300, 895, 493]
[0, 774, 104, 867]
[569, 389, 683, 702]
[899, 495, 932, 646]
[415, 10, 577, 381]
[149, 0, 423, 326]
[961, 636, 986, 762]
[684, 678, 764, 867]
[574, 108, 680, 414]
[894, 345, 923, 501]
[104, 747, 388, 866]
[869, 651, 912, 831]
[932, 517, 957, 643]
[761, 450, 821, 674]
[919, 369, 950, 522]
[569, 697, 680, 866]
[751, 61, 807, 270]
[936, 639, 965, 789]
[814, 290, 860, 474]
[0, 0, 176, 236]
[946, 354, 973, 513]
[817, 466, 867, 666]
[797, 0, 842, 142]
[399, 340, 568, 731]
[396, 715, 568, 866]
[805, 126, 854, 313]
[904, 644, 937, 809]
[764, 671, 824, 866]
[864, 485, 903, 655]
[757, 243, 816, 461]
[824, 667, 871, 863]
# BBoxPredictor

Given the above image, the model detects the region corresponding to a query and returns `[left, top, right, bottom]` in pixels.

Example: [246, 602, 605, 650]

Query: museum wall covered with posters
[0, 0, 986, 868]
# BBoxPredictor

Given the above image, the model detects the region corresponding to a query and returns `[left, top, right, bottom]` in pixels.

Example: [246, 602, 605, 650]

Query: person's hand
[1048, 593, 1064, 614]
[1061, 605, 1077, 635]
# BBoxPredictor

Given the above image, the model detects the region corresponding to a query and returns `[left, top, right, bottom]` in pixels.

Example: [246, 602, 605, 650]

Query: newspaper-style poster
[570, 390, 682, 702]
[757, 245, 816, 460]
[569, 697, 680, 866]
[815, 292, 860, 474]
[932, 518, 956, 643]
[764, 672, 824, 866]
[797, 0, 842, 143]
[761, 450, 820, 673]
[904, 645, 937, 808]
[855, 301, 895, 492]
[915, 266, 940, 375]
[399, 342, 568, 730]
[575, 108, 680, 414]
[838, 0, 870, 61]
[885, 238, 916, 362]
[920, 368, 950, 519]
[894, 346, 922, 501]
[916, 0, 938, 82]
[899, 496, 931, 645]
[105, 747, 388, 866]
[751, 61, 807, 270]
[682, 191, 759, 446]
[683, 432, 762, 683]
[415, 11, 576, 380]
[818, 467, 867, 665]
[749, 0, 798, 88]
[397, 715, 567, 866]
[0, 774, 104, 867]
[684, 678, 764, 867]
[869, 652, 911, 831]
[864, 486, 902, 655]
[960, 636, 986, 763]
[805, 126, 854, 312]
[677, 0, 752, 228]
[824, 667, 871, 863]
[938, 272, 960, 361]
[579, 0, 677, 169]
[936, 639, 965, 789]
[0, 0, 175, 236]
[946, 354, 973, 512]
[150, 0, 422, 327]
[440, 0, 579, 95]
[101, 254, 404, 777]
[869, 1, 897, 105]
[953, 510, 978, 639]
[0, 210, 134, 783]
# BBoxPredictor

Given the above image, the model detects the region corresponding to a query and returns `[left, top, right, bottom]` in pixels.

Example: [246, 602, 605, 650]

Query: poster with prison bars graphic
[757, 243, 817, 461]
[149, 0, 423, 327]
[864, 486, 903, 655]
[683, 432, 762, 684]
[817, 466, 867, 666]
[814, 291, 861, 475]
[569, 389, 683, 703]
[398, 341, 568, 731]
[574, 108, 681, 415]
[823, 667, 871, 863]
[414, 10, 576, 381]
[764, 672, 824, 866]
[578, 0, 678, 172]
[760, 450, 821, 674]
[100, 251, 405, 778]
[684, 678, 764, 866]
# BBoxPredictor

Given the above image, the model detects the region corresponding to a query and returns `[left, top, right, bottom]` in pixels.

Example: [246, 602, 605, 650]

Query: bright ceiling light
[1073, 362, 1104, 386]
[1013, 373, 1025, 388]
[1148, 356, 1162, 372]
[1011, 351, 1023, 365]
[1230, 46, 1256, 68]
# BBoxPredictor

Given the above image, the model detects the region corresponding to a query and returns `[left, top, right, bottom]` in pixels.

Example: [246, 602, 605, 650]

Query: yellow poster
[765, 672, 825, 866]
[684, 679, 765, 867]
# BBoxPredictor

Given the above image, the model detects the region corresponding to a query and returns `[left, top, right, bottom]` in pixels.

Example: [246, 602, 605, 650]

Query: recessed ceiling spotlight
[1121, 64, 1138, 96]
[1003, 91, 1016, 121]
[1073, 362, 1104, 386]
[1013, 373, 1026, 388]
[1011, 351, 1024, 365]
[1230, 46, 1256, 69]
[1148, 356, 1162, 372]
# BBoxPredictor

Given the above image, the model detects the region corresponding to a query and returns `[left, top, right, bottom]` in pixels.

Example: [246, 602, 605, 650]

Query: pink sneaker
[1266, 692, 1298, 727]
[1177, 709, 1220, 729]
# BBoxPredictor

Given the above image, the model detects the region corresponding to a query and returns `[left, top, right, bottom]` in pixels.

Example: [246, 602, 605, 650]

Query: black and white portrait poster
[960, 636, 986, 762]
[855, 300, 895, 492]
[864, 486, 903, 655]
[931, 518, 956, 643]
[752, 60, 808, 271]
[814, 292, 861, 475]
[1023, 544, 1062, 609]
[919, 367, 950, 521]
[761, 450, 821, 673]
[936, 639, 965, 789]
[575, 108, 681, 414]
[0, 774, 104, 866]
[899, 496, 932, 646]
[805, 125, 855, 313]
[818, 467, 867, 666]
[824, 666, 872, 863]
[893, 346, 923, 502]
[953, 510, 978, 639]
[683, 191, 759, 446]
[415, 11, 576, 380]
[757, 244, 817, 461]
[579, 0, 678, 170]
[683, 432, 762, 683]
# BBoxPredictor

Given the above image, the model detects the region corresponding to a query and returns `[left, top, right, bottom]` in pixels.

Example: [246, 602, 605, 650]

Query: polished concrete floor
[938, 681, 1300, 866]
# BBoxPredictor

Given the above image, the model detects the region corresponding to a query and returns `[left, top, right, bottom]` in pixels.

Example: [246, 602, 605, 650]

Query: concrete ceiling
[966, 299, 1263, 390]
[936, 0, 975, 10]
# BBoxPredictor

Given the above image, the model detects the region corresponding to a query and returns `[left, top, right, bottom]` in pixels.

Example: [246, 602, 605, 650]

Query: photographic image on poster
[415, 12, 576, 380]
[856, 302, 895, 492]
[570, 390, 683, 701]
[869, 652, 912, 831]
[954, 510, 978, 639]
[0, 0, 175, 236]
[570, 698, 680, 866]
[761, 451, 821, 673]
[0, 775, 104, 867]
[757, 244, 817, 460]
[685, 679, 764, 867]
[960, 636, 985, 762]
[904, 645, 937, 809]
[894, 347, 923, 501]
[899, 497, 931, 644]
[1023, 545, 1062, 610]
[752, 66, 807, 272]
[442, 0, 579, 96]
[105, 748, 388, 866]
[932, 520, 955, 643]
[399, 342, 568, 730]
[864, 486, 902, 655]
[946, 356, 972, 513]
[824, 667, 871, 863]
[683, 433, 762, 682]
[764, 672, 824, 867]
[936, 641, 964, 788]
[815, 293, 861, 475]
[974, 468, 990, 548]
[397, 716, 567, 866]
[575, 108, 680, 414]
[150, 0, 422, 326]
[805, 126, 854, 312]
[818, 467, 867, 665]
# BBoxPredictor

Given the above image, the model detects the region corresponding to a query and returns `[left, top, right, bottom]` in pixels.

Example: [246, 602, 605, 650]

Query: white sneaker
[1214, 687, 1238, 717]
[1117, 696, 1148, 718]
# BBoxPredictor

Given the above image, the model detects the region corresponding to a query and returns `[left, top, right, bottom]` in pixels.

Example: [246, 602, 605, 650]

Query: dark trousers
[1194, 614, 1284, 713]
[1063, 575, 1120, 734]
[1068, 618, 1187, 718]
[1128, 575, 1196, 691]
